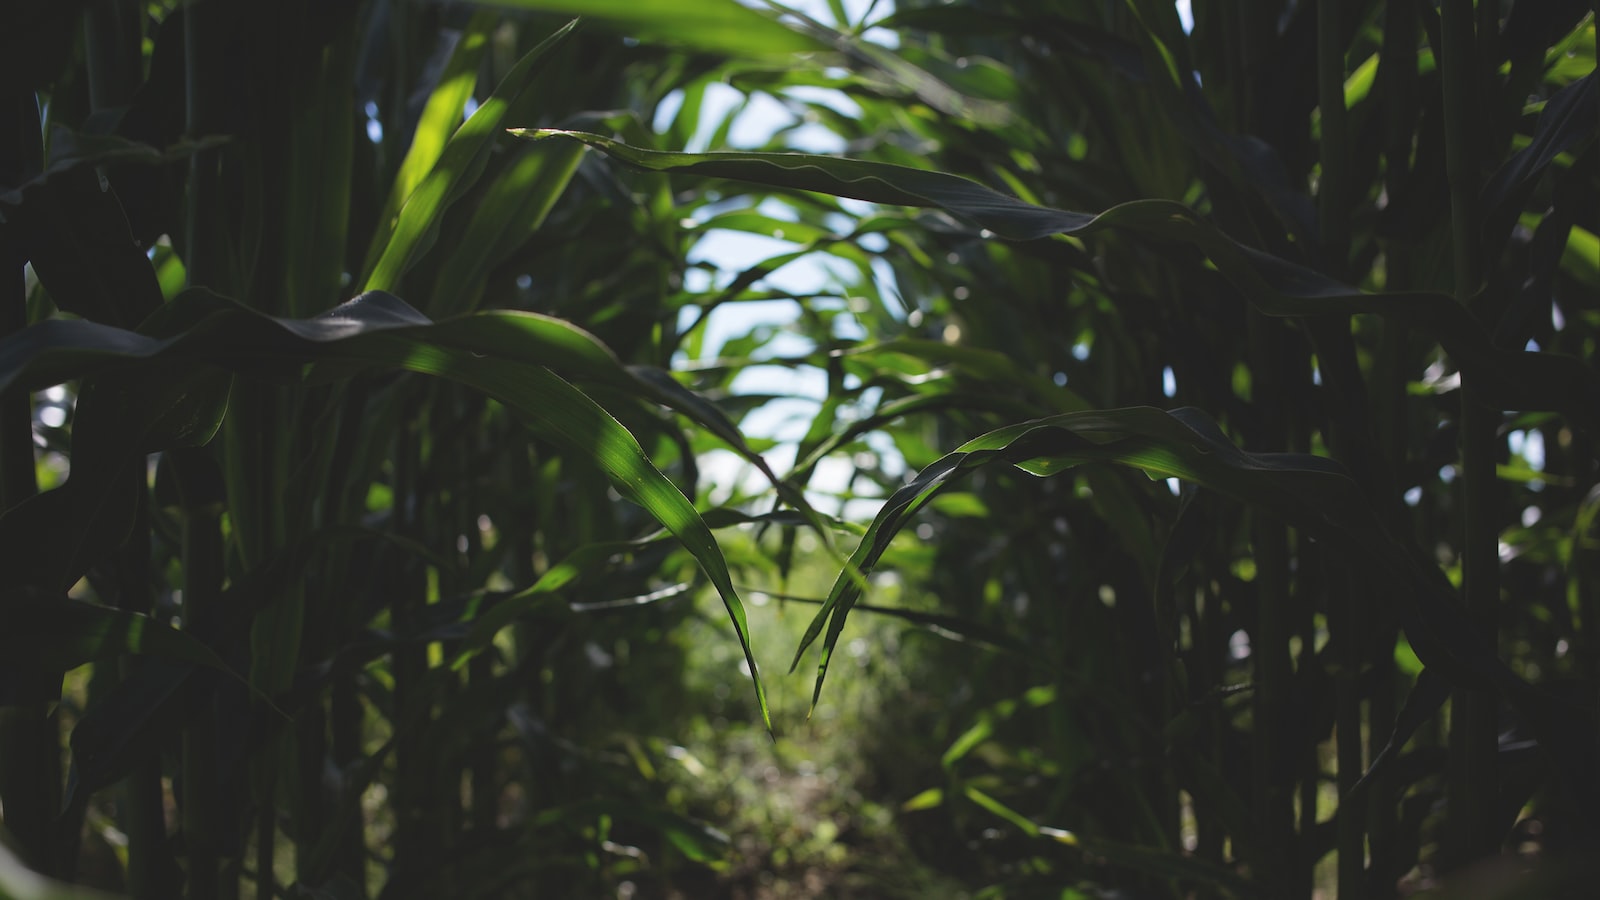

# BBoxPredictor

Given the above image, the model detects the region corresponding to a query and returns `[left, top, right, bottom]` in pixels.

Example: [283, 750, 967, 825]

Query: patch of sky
[784, 84, 864, 119]
[727, 89, 800, 147]
[364, 101, 383, 142]
[835, 196, 877, 218]
[677, 232, 861, 365]
[688, 229, 803, 292]
[832, 308, 868, 342]
[652, 89, 686, 139]
[763, 0, 902, 47]
[868, 257, 905, 317]
[656, 82, 850, 154]
[732, 367, 826, 441]
[787, 121, 851, 154]
[1507, 429, 1546, 471]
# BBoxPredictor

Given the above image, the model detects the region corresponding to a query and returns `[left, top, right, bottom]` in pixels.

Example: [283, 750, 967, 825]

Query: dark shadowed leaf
[0, 289, 773, 728]
[0, 591, 232, 675]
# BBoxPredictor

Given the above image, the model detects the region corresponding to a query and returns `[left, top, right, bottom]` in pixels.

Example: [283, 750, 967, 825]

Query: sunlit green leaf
[471, 0, 822, 57]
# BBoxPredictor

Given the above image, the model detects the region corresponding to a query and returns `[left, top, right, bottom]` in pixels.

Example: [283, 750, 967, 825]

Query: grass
[634, 528, 970, 898]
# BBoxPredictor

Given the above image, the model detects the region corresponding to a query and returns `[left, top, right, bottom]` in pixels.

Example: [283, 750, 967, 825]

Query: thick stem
[176, 454, 225, 900]
[329, 667, 367, 895]
[256, 799, 275, 900]
[1247, 312, 1297, 897]
[1439, 0, 1500, 872]
[1316, 0, 1351, 276]
[1329, 563, 1367, 898]
[83, 0, 143, 111]
[389, 400, 430, 884]
[76, 13, 177, 889]
[0, 87, 58, 879]
[183, 1, 225, 293]
[112, 505, 180, 898]
[1368, 10, 1418, 893]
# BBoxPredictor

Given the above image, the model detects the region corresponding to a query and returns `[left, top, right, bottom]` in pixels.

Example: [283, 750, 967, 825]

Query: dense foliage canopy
[1, 1, 1596, 898]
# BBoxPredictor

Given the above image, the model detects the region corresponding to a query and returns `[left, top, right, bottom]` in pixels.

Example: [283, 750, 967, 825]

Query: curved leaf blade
[793, 405, 1517, 712]
[362, 19, 579, 294]
[0, 290, 774, 729]
[472, 1, 822, 58]
[515, 130, 1600, 429]
[0, 592, 232, 675]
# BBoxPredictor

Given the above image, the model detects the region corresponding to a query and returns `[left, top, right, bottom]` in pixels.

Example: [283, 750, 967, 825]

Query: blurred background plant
[1, 0, 1596, 898]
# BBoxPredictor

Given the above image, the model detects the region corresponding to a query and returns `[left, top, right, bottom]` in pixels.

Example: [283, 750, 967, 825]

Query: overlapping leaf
[361, 19, 579, 295]
[0, 590, 233, 675]
[514, 130, 1600, 429]
[470, 0, 823, 58]
[789, 405, 1514, 711]
[0, 290, 776, 727]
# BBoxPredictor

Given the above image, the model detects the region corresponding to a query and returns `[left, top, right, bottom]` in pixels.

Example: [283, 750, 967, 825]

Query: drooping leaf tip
[508, 128, 582, 143]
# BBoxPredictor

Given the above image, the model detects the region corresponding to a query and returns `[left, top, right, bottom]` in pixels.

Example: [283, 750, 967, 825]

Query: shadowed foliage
[1, 1, 1596, 898]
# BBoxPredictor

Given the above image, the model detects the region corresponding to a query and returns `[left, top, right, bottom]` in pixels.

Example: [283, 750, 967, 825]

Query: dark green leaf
[516, 130, 1600, 429]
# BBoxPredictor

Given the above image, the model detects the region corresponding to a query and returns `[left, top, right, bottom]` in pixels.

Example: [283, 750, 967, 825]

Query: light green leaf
[363, 19, 579, 294]
[472, 0, 822, 58]
[359, 11, 498, 282]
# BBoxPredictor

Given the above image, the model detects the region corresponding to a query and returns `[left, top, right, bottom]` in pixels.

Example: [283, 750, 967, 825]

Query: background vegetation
[1, 0, 1596, 898]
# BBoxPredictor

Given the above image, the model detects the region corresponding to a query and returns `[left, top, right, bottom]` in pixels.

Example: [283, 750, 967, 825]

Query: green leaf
[0, 367, 227, 593]
[65, 659, 191, 799]
[0, 591, 233, 676]
[515, 130, 1600, 430]
[1481, 73, 1596, 237]
[9, 163, 164, 329]
[429, 139, 586, 317]
[362, 19, 579, 294]
[789, 405, 1516, 713]
[471, 0, 822, 58]
[445, 541, 623, 672]
[368, 12, 498, 271]
[0, 289, 774, 730]
[417, 356, 770, 728]
[745, 588, 1026, 656]
[961, 785, 1038, 837]
[957, 780, 1255, 897]
[900, 787, 944, 812]
[1348, 668, 1449, 799]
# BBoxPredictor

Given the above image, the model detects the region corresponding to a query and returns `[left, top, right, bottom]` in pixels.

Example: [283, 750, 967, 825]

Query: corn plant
[2, 0, 1597, 898]
[0, 1, 836, 897]
[517, 0, 1598, 896]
